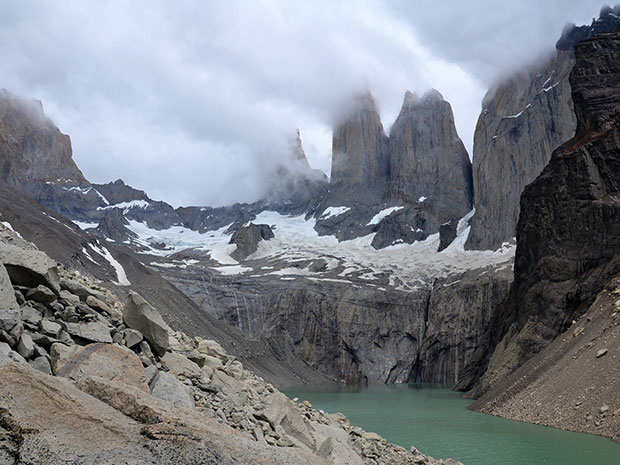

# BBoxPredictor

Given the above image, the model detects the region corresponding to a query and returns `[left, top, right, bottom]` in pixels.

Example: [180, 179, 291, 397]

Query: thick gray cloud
[0, 1, 608, 206]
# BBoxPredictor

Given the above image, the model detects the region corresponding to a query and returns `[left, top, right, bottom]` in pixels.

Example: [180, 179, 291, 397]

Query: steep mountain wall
[166, 264, 512, 386]
[318, 90, 473, 247]
[472, 28, 620, 397]
[466, 8, 620, 251]
[0, 89, 86, 187]
[388, 90, 472, 221]
[327, 93, 390, 208]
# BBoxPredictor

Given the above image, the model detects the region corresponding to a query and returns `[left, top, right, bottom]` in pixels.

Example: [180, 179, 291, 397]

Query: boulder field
[0, 222, 461, 465]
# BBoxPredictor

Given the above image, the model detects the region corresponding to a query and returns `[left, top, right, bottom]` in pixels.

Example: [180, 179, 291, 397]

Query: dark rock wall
[472, 29, 620, 397]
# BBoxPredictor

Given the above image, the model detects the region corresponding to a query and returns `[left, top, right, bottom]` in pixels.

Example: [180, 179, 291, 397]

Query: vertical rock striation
[465, 51, 577, 250]
[466, 7, 620, 251]
[472, 27, 620, 396]
[327, 92, 390, 208]
[318, 89, 472, 247]
[389, 89, 473, 221]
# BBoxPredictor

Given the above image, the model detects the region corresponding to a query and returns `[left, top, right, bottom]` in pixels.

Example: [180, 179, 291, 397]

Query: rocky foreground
[0, 223, 461, 465]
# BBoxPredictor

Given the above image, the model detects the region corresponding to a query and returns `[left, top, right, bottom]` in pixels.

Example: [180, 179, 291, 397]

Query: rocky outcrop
[472, 28, 620, 397]
[466, 8, 620, 251]
[465, 50, 576, 250]
[0, 89, 86, 188]
[230, 223, 274, 261]
[438, 220, 458, 252]
[0, 241, 60, 293]
[327, 92, 390, 208]
[0, 187, 336, 388]
[388, 90, 472, 220]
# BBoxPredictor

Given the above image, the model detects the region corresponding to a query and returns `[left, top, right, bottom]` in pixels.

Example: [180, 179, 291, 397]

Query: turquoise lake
[284, 385, 620, 465]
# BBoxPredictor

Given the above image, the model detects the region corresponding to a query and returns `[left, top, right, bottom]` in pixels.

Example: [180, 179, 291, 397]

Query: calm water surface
[284, 384, 620, 465]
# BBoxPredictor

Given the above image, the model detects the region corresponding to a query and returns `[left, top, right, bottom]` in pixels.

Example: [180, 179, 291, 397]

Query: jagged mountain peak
[353, 90, 379, 113]
[556, 4, 620, 50]
[402, 89, 444, 108]
[288, 128, 311, 168]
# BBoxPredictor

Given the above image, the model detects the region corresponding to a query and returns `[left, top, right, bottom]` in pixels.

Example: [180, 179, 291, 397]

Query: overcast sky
[0, 1, 609, 206]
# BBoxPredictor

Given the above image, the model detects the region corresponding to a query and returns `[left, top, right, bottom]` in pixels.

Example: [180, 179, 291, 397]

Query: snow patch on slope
[120, 208, 514, 289]
[88, 243, 131, 286]
[73, 220, 99, 230]
[1, 221, 22, 238]
[367, 206, 403, 225]
[98, 200, 149, 211]
[320, 206, 350, 220]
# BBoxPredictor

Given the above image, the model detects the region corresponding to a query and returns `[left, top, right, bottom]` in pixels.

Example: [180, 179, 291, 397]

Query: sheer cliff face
[465, 50, 577, 251]
[473, 29, 620, 396]
[466, 9, 620, 251]
[389, 90, 473, 221]
[328, 92, 390, 207]
[0, 89, 86, 187]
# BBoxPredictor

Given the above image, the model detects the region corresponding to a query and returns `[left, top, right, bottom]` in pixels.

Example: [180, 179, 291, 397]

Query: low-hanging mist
[0, 0, 608, 206]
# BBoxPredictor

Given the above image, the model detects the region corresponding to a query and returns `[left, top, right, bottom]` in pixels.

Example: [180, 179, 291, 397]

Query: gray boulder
[39, 318, 62, 338]
[25, 284, 57, 304]
[122, 328, 143, 348]
[0, 264, 18, 310]
[161, 351, 201, 379]
[0, 341, 27, 365]
[29, 355, 52, 375]
[260, 392, 315, 449]
[52, 342, 148, 391]
[0, 308, 22, 347]
[123, 291, 169, 356]
[62, 320, 113, 343]
[0, 242, 59, 293]
[16, 332, 35, 359]
[86, 294, 120, 319]
[149, 371, 194, 408]
[59, 278, 106, 302]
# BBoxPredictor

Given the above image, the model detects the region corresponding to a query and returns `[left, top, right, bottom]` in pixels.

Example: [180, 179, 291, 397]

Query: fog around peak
[0, 1, 607, 206]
